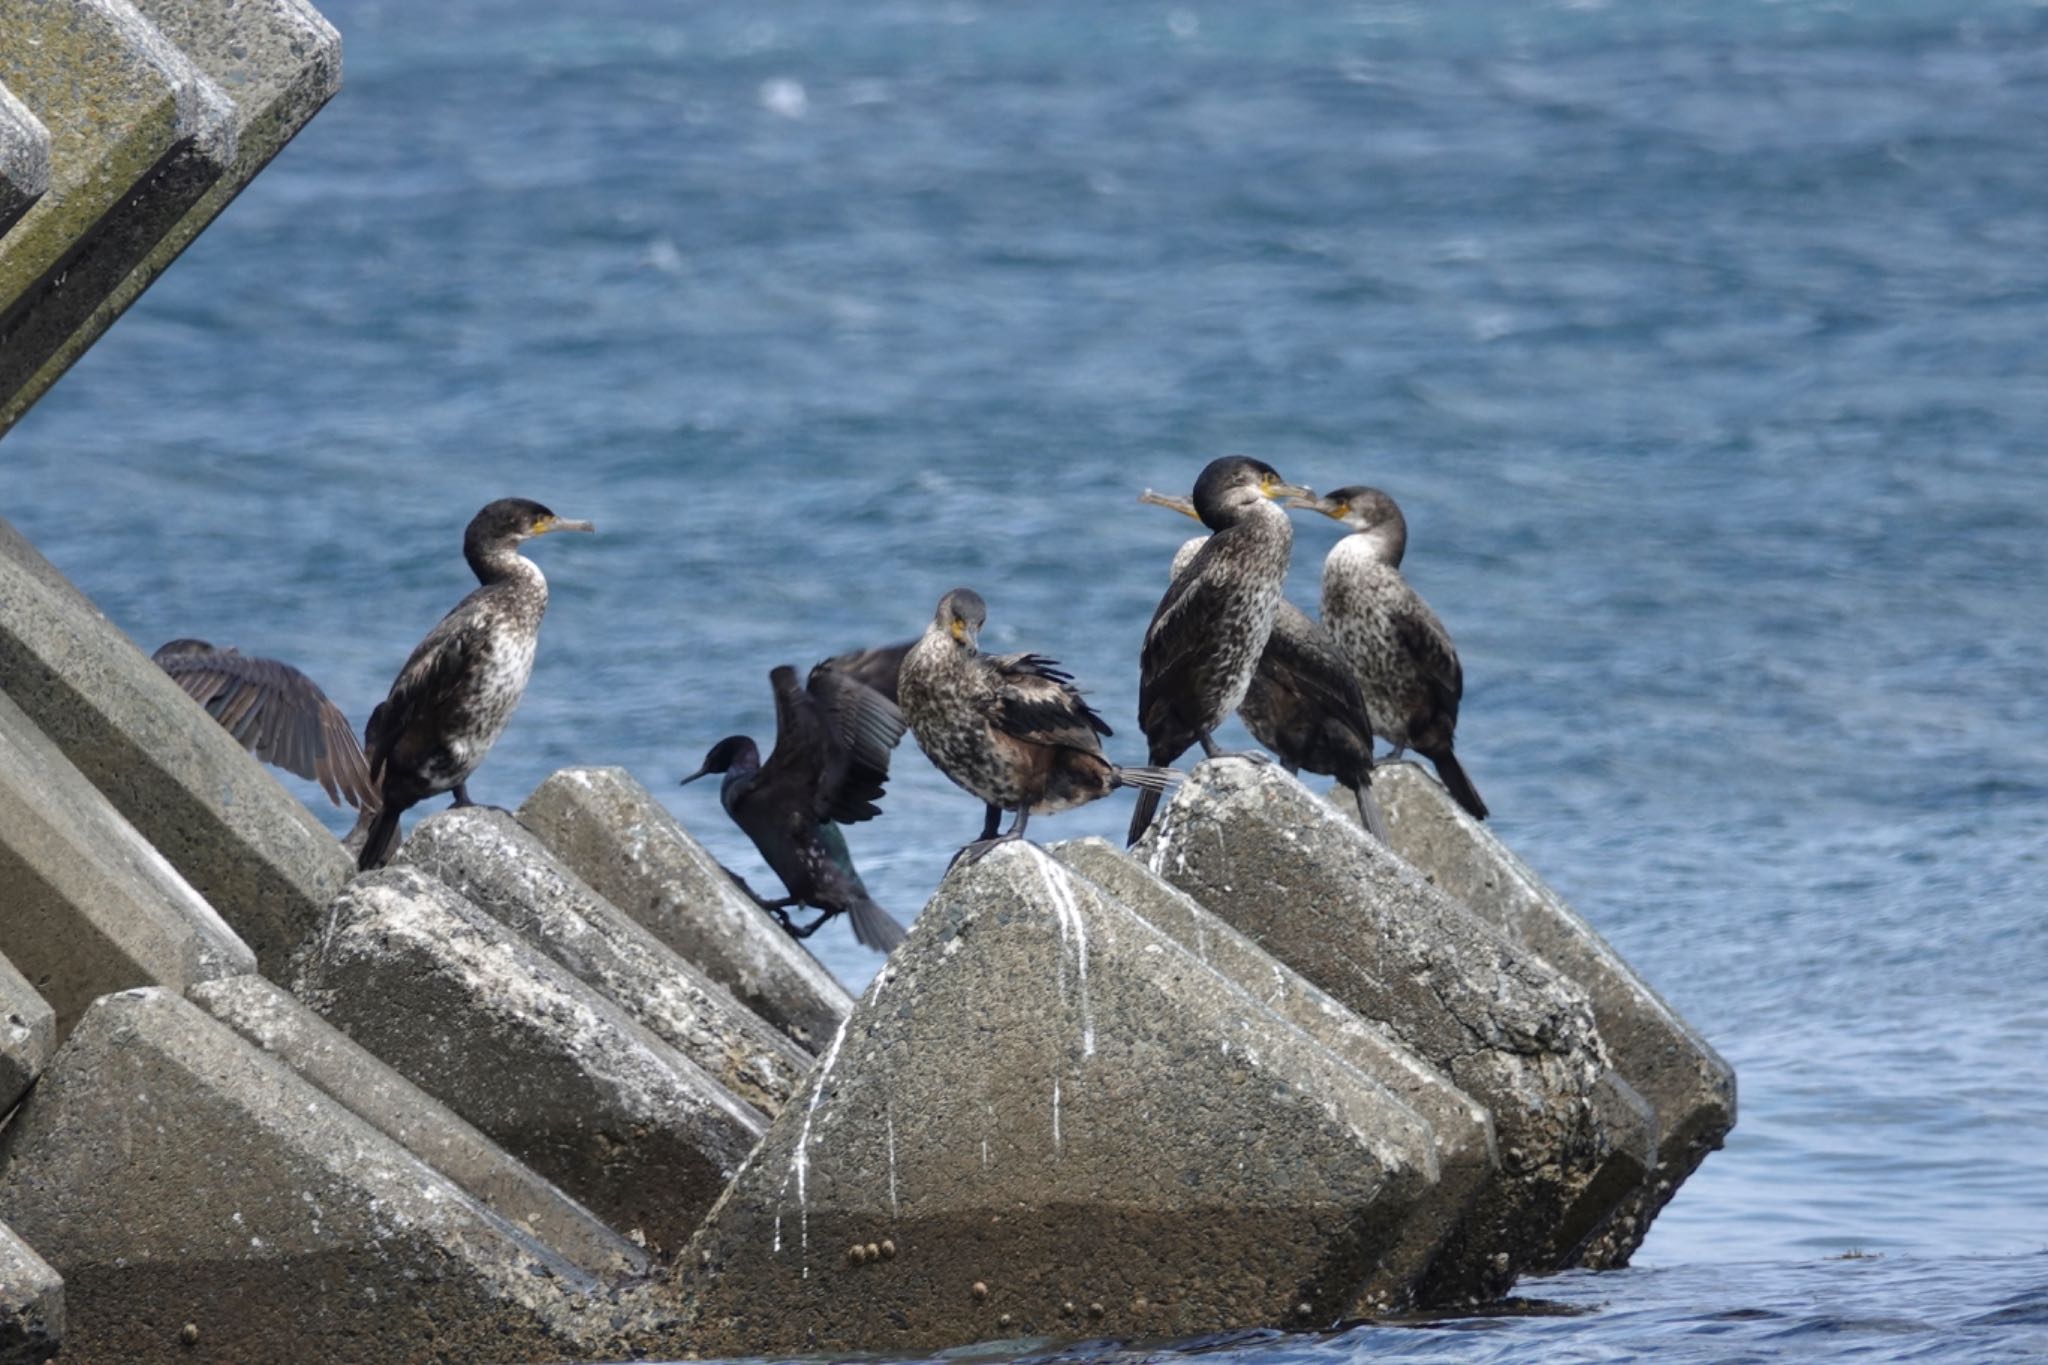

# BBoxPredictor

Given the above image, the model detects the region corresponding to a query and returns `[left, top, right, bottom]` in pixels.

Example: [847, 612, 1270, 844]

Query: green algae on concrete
[0, 78, 51, 237]
[0, 0, 238, 432]
[6, 0, 341, 433]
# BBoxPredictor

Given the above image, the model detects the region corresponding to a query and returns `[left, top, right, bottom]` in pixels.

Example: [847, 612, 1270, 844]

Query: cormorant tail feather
[1427, 748, 1488, 821]
[846, 894, 908, 953]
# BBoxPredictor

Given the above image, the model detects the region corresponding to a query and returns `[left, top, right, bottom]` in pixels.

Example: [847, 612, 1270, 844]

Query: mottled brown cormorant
[1138, 492, 1391, 844]
[681, 654, 910, 952]
[357, 498, 594, 870]
[900, 588, 1174, 863]
[1128, 456, 1313, 845]
[152, 639, 378, 810]
[1290, 486, 1487, 820]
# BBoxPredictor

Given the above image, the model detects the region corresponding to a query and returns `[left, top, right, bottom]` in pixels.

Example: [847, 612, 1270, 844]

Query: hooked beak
[678, 766, 711, 787]
[1283, 492, 1337, 516]
[535, 515, 596, 535]
[1138, 489, 1202, 522]
[1263, 479, 1316, 505]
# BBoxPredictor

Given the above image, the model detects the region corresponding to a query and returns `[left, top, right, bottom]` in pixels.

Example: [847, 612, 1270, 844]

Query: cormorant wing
[154, 639, 378, 810]
[1261, 606, 1375, 736]
[987, 652, 1113, 751]
[806, 653, 909, 781]
[1137, 535, 1237, 734]
[364, 604, 488, 794]
[814, 639, 915, 708]
[1393, 605, 1464, 724]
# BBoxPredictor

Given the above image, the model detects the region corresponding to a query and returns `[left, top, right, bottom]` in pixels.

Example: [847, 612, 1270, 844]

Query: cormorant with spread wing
[152, 639, 377, 811]
[1137, 491, 1390, 843]
[680, 651, 911, 952]
[1289, 485, 1487, 820]
[1128, 456, 1313, 845]
[357, 498, 594, 870]
[900, 588, 1174, 863]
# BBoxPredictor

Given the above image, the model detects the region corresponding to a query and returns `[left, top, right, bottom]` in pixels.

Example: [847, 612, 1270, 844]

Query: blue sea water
[6, 0, 2047, 1358]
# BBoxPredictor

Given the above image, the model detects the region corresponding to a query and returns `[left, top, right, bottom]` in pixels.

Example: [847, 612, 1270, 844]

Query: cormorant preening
[152, 639, 378, 811]
[899, 588, 1174, 863]
[680, 653, 911, 952]
[1290, 486, 1487, 820]
[1129, 456, 1313, 845]
[357, 498, 594, 870]
[1137, 492, 1391, 844]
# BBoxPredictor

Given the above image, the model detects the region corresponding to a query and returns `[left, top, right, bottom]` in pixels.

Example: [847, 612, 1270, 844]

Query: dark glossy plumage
[681, 656, 909, 952]
[152, 639, 377, 810]
[901, 588, 1173, 862]
[1139, 491, 1391, 843]
[1129, 457, 1313, 844]
[358, 498, 593, 870]
[1294, 485, 1487, 820]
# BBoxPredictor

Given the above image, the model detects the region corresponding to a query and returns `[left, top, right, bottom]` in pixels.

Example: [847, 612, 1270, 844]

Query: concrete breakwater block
[0, 0, 237, 432]
[0, 950, 55, 1118]
[397, 806, 814, 1116]
[1049, 837, 1498, 1308]
[0, 688, 253, 1039]
[1355, 762, 1737, 1268]
[0, 988, 613, 1364]
[0, 1220, 61, 1364]
[1136, 760, 1634, 1301]
[291, 867, 768, 1254]
[17, 0, 343, 425]
[187, 974, 650, 1281]
[520, 767, 853, 1051]
[676, 843, 1446, 1355]
[0, 517, 354, 975]
[0, 80, 50, 238]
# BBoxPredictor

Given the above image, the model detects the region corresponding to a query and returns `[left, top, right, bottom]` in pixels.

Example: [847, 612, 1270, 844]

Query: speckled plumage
[902, 588, 1169, 859]
[358, 498, 593, 869]
[1129, 457, 1312, 844]
[1307, 486, 1487, 820]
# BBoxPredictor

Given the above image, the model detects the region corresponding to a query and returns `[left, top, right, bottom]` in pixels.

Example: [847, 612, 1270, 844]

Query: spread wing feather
[987, 652, 1111, 752]
[154, 640, 378, 810]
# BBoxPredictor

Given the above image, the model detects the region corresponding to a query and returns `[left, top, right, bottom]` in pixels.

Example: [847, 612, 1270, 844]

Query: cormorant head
[151, 638, 221, 663]
[465, 498, 595, 553]
[932, 588, 987, 650]
[1189, 456, 1314, 530]
[1286, 485, 1407, 565]
[681, 735, 761, 785]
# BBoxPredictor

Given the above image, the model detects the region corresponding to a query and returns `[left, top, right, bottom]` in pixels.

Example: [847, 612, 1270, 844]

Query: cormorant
[899, 588, 1174, 863]
[680, 653, 910, 952]
[152, 639, 378, 811]
[357, 498, 594, 870]
[1128, 456, 1313, 845]
[1137, 492, 1391, 844]
[1290, 486, 1487, 820]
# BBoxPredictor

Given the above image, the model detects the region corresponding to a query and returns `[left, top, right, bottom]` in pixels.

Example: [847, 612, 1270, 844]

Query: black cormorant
[680, 653, 910, 952]
[152, 639, 378, 811]
[1290, 485, 1487, 819]
[1137, 492, 1391, 843]
[357, 498, 594, 870]
[900, 588, 1174, 863]
[1128, 456, 1313, 845]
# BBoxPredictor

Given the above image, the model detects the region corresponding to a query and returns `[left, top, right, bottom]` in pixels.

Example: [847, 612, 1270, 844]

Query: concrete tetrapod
[676, 842, 1446, 1354]
[0, 516, 354, 975]
[0, 988, 621, 1365]
[15, 0, 343, 426]
[290, 867, 768, 1255]
[0, 79, 50, 237]
[0, 688, 253, 1038]
[519, 767, 853, 1051]
[1049, 837, 1498, 1308]
[187, 974, 650, 1280]
[1135, 759, 1639, 1301]
[1344, 762, 1737, 1267]
[0, 950, 55, 1117]
[0, 0, 237, 432]
[397, 806, 814, 1115]
[0, 1219, 60, 1364]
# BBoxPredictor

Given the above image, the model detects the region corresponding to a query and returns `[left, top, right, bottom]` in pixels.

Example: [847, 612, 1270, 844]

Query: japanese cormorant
[900, 588, 1173, 863]
[1290, 485, 1487, 819]
[1128, 456, 1313, 845]
[681, 652, 910, 952]
[1138, 491, 1391, 844]
[357, 498, 593, 870]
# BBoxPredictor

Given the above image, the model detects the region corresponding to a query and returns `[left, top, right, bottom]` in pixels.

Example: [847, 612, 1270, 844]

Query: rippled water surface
[7, 0, 2047, 1358]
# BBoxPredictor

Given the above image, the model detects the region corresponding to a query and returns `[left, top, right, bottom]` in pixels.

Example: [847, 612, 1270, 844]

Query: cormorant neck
[1336, 521, 1404, 569]
[465, 538, 540, 586]
[1206, 493, 1290, 539]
